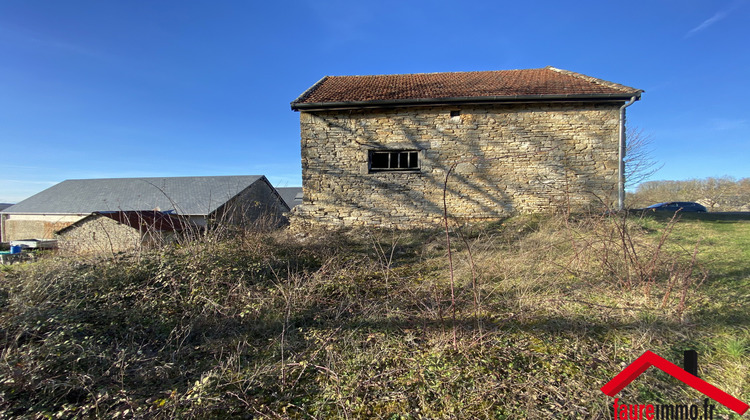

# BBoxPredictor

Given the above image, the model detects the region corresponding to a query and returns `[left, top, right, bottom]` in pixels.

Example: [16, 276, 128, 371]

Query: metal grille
[370, 151, 419, 171]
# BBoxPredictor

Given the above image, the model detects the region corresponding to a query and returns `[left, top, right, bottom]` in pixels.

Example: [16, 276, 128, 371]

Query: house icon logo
[601, 351, 749, 416]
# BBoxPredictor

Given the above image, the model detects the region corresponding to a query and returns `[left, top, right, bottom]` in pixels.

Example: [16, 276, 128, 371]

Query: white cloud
[685, 1, 744, 38]
[686, 11, 728, 37]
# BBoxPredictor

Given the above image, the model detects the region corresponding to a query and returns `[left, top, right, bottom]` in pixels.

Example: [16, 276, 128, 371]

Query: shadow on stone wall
[296, 103, 620, 228]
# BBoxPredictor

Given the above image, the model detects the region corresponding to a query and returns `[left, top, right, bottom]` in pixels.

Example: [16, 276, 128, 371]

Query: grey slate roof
[2, 176, 266, 216]
[276, 187, 303, 209]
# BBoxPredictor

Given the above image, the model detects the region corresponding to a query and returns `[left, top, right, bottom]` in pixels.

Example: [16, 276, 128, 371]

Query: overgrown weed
[0, 213, 746, 418]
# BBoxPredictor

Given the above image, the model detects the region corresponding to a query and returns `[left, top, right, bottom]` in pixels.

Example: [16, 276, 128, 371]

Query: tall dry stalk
[439, 149, 555, 347]
[455, 225, 482, 337]
[442, 161, 459, 349]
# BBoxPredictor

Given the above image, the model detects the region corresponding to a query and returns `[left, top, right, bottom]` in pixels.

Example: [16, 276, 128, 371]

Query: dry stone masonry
[290, 68, 642, 228]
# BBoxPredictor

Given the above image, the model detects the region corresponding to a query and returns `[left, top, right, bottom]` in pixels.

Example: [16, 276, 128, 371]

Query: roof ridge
[322, 68, 549, 79]
[546, 66, 643, 94]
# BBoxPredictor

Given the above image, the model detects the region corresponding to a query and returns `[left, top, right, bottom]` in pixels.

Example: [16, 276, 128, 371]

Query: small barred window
[369, 150, 419, 172]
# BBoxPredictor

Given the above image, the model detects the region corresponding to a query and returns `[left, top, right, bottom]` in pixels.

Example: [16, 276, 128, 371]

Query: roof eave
[290, 76, 329, 110]
[291, 92, 643, 112]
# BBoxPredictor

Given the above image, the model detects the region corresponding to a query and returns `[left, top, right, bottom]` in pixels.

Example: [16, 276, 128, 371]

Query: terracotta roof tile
[292, 67, 642, 109]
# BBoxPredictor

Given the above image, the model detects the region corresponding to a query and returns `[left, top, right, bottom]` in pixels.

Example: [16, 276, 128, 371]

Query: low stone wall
[57, 215, 143, 255]
[293, 102, 622, 228]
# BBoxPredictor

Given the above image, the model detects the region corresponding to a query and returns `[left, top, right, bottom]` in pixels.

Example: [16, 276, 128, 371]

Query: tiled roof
[292, 67, 642, 110]
[2, 176, 266, 215]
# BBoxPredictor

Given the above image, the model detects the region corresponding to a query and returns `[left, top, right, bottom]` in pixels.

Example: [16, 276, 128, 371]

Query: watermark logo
[601, 350, 748, 418]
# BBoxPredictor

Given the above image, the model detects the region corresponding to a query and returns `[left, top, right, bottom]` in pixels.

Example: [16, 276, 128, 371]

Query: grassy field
[0, 213, 748, 419]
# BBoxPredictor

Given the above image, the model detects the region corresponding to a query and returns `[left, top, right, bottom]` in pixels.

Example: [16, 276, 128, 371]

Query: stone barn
[290, 67, 642, 228]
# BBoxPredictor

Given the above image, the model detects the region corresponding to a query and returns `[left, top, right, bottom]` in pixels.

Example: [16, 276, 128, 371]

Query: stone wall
[293, 102, 623, 228]
[57, 215, 144, 255]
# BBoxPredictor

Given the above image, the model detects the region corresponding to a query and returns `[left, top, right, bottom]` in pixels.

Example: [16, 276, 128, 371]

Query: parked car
[638, 202, 707, 213]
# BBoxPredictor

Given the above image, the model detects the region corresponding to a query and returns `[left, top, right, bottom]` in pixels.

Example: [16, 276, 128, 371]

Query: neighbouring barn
[276, 187, 304, 210]
[290, 67, 643, 228]
[0, 175, 289, 242]
[56, 211, 194, 255]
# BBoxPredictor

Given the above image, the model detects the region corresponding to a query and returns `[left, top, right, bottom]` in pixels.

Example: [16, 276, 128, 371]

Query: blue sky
[1, 0, 748, 203]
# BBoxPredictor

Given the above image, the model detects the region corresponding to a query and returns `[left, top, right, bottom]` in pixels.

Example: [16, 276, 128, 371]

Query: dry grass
[0, 213, 748, 418]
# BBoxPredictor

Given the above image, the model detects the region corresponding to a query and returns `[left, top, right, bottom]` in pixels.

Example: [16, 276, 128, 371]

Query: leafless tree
[625, 128, 663, 189]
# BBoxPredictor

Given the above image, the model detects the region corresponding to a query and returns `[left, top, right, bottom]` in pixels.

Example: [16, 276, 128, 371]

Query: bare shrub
[1, 207, 738, 418]
[563, 211, 707, 320]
